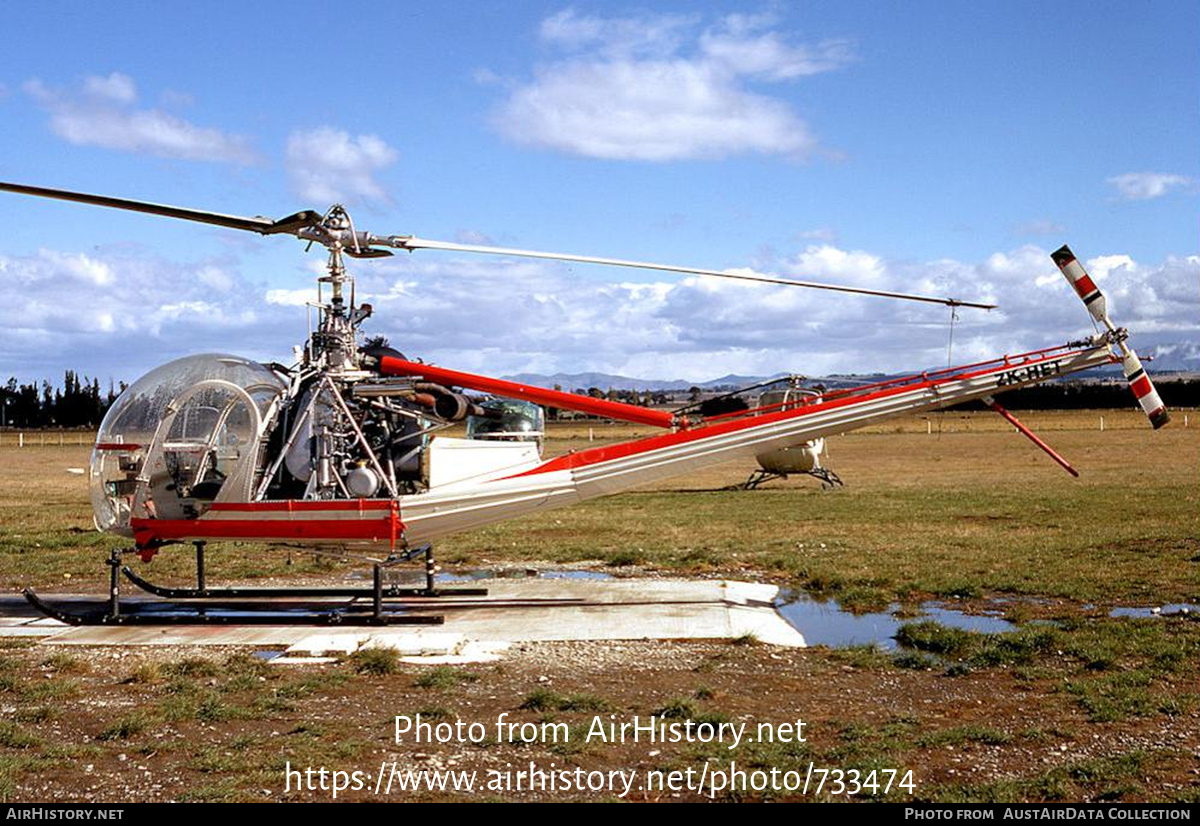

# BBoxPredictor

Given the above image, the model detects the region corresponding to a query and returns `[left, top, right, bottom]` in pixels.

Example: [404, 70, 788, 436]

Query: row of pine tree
[1, 372, 124, 429]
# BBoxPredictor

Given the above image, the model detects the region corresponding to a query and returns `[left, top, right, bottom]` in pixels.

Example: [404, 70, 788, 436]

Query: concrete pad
[0, 616, 68, 638]
[44, 625, 323, 647]
[285, 633, 372, 657]
[360, 632, 466, 656]
[398, 641, 510, 666]
[6, 579, 804, 652]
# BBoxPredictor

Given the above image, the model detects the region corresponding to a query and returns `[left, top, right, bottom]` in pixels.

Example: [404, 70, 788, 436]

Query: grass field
[0, 409, 1196, 803]
[2, 410, 1194, 609]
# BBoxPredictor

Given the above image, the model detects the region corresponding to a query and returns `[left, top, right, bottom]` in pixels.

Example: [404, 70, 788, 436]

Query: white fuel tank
[752, 386, 826, 475]
[755, 440, 824, 474]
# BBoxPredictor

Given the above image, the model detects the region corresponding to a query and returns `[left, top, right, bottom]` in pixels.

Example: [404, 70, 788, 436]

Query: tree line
[1, 372, 124, 429]
[2, 371, 1193, 430]
[949, 378, 1198, 411]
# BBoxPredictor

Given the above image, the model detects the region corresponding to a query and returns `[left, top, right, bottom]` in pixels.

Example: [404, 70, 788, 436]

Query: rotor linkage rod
[376, 356, 677, 429]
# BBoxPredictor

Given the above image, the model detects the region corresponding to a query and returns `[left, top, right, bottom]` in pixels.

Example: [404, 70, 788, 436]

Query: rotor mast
[309, 206, 372, 374]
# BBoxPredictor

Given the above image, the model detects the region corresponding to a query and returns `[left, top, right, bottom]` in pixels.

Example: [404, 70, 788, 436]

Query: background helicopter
[0, 181, 1169, 626]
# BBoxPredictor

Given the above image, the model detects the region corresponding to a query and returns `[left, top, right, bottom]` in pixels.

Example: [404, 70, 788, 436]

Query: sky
[1, 1, 1197, 386]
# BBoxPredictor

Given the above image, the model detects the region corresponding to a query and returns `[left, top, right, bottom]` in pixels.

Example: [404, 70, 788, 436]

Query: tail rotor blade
[1121, 350, 1171, 429]
[1051, 244, 1169, 429]
[1051, 244, 1108, 324]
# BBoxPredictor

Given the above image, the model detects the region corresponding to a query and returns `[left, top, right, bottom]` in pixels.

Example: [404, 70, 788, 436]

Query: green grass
[348, 646, 401, 676]
[40, 652, 87, 673]
[891, 616, 1198, 723]
[917, 725, 1012, 747]
[5, 418, 1195, 608]
[0, 419, 1193, 803]
[895, 621, 973, 655]
[121, 663, 162, 684]
[918, 750, 1163, 804]
[97, 711, 153, 741]
[162, 657, 220, 679]
[519, 688, 613, 713]
[0, 723, 41, 750]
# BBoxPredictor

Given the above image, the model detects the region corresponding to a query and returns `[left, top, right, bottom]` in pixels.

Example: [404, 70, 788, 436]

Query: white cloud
[700, 30, 854, 80]
[265, 287, 316, 307]
[1015, 219, 1066, 237]
[795, 227, 838, 243]
[350, 242, 1198, 379]
[24, 73, 256, 164]
[3, 241, 1195, 385]
[0, 248, 298, 380]
[82, 73, 136, 104]
[538, 8, 694, 57]
[489, 11, 853, 161]
[285, 128, 398, 204]
[1107, 172, 1196, 201]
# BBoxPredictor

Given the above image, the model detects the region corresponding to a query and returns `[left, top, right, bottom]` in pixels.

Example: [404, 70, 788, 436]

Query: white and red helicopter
[0, 182, 1169, 625]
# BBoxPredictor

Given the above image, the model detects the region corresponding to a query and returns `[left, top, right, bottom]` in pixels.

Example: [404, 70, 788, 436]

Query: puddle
[441, 569, 531, 582]
[538, 571, 614, 580]
[1109, 604, 1198, 619]
[774, 591, 1016, 650]
[253, 650, 283, 661]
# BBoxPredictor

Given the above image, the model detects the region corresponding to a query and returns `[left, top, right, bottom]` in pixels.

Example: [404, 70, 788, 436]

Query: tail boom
[396, 341, 1115, 544]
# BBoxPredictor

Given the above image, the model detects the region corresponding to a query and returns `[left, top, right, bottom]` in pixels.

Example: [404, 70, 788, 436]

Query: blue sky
[1, 1, 1196, 384]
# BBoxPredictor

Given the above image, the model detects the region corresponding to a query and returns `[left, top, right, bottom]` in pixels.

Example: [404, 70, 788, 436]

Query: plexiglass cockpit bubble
[90, 354, 286, 534]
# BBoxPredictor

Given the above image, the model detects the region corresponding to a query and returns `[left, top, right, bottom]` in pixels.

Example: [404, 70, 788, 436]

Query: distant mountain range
[502, 363, 1197, 393]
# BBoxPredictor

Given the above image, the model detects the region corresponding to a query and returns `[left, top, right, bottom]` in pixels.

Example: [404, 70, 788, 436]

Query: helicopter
[0, 181, 1169, 626]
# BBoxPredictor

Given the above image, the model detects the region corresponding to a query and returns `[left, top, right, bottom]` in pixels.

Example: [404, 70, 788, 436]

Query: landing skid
[740, 468, 845, 490]
[23, 542, 486, 627]
[22, 587, 441, 627]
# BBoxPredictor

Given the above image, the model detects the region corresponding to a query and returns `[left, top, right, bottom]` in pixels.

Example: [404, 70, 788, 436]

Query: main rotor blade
[388, 236, 996, 309]
[0, 181, 321, 236]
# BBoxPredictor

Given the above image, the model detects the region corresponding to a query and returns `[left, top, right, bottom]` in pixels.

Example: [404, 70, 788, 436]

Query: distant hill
[502, 364, 1197, 395]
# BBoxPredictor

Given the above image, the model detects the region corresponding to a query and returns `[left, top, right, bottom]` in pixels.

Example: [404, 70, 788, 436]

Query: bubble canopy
[90, 354, 286, 534]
